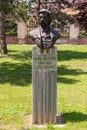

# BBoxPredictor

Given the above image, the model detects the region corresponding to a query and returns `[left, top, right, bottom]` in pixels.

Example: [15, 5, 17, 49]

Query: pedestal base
[32, 47, 57, 124]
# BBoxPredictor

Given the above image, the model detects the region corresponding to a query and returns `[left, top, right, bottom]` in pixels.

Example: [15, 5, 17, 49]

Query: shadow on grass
[62, 112, 87, 123]
[58, 76, 78, 84]
[1, 48, 87, 86]
[57, 49, 87, 84]
[0, 49, 32, 87]
[10, 50, 32, 61]
[58, 65, 87, 76]
[57, 65, 87, 84]
[58, 50, 87, 61]
[0, 62, 32, 87]
[9, 49, 87, 62]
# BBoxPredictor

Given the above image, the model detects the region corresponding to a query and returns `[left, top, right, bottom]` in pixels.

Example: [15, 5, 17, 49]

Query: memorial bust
[29, 8, 60, 49]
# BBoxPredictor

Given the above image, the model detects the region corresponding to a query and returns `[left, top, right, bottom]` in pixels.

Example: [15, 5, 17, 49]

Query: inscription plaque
[33, 53, 57, 71]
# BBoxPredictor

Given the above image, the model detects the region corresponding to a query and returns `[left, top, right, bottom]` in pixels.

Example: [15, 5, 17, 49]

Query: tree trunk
[0, 10, 7, 55]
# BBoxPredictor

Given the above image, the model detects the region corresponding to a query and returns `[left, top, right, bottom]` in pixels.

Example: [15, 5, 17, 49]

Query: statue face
[39, 12, 49, 28]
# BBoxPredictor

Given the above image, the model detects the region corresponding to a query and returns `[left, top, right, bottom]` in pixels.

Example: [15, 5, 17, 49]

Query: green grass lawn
[0, 44, 87, 130]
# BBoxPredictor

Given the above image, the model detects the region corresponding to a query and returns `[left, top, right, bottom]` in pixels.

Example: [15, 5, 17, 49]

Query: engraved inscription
[33, 55, 57, 71]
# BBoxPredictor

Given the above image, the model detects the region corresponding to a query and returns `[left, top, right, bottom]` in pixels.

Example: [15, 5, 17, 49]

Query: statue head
[38, 9, 52, 29]
[29, 8, 59, 49]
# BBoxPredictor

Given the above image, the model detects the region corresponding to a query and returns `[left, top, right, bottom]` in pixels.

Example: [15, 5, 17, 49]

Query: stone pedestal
[32, 46, 57, 124]
[17, 21, 27, 44]
[70, 24, 79, 40]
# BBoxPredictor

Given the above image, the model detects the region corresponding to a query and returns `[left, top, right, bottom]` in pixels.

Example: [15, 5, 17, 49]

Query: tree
[0, 0, 14, 54]
[12, 0, 28, 22]
[0, 0, 29, 55]
[14, 0, 29, 36]
[28, 0, 71, 28]
[0, 9, 7, 54]
[70, 0, 87, 32]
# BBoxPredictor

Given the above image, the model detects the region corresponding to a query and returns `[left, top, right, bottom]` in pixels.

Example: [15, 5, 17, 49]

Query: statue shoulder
[51, 28, 60, 39]
[51, 28, 60, 36]
[29, 27, 40, 37]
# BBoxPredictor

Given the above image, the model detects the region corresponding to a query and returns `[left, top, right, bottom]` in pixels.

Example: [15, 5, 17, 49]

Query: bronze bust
[29, 8, 60, 49]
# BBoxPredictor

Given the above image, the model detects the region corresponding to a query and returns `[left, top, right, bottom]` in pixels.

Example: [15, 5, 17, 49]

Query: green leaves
[0, 0, 14, 14]
[14, 0, 29, 22]
[0, 0, 29, 22]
